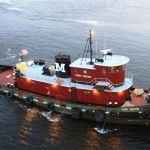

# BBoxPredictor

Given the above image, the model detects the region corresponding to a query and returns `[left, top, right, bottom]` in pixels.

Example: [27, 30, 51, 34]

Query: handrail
[125, 71, 133, 80]
[90, 71, 133, 86]
[89, 77, 114, 86]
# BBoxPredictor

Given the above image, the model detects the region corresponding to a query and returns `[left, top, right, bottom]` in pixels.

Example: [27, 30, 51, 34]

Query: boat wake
[6, 7, 23, 12]
[12, 100, 62, 122]
[6, 48, 16, 59]
[94, 127, 118, 134]
[27, 108, 39, 113]
[0, 0, 12, 5]
[0, 0, 24, 13]
[13, 101, 27, 109]
[0, 94, 5, 98]
[29, 16, 99, 26]
[41, 111, 62, 122]
[0, 48, 16, 61]
[48, 17, 99, 26]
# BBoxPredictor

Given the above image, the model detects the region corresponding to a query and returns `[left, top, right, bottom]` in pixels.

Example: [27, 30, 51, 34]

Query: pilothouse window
[109, 65, 124, 73]
[110, 67, 114, 73]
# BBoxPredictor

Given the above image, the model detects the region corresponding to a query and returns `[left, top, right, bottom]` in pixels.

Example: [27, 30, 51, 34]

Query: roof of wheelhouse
[95, 55, 129, 67]
[70, 55, 129, 69]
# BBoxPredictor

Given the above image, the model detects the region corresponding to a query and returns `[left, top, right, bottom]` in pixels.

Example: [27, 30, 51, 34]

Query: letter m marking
[55, 63, 66, 72]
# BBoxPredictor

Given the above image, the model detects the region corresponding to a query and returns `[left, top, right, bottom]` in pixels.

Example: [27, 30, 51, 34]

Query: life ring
[71, 107, 82, 119]
[25, 96, 33, 105]
[109, 111, 118, 119]
[142, 109, 150, 118]
[7, 91, 13, 98]
[56, 78, 64, 85]
[47, 102, 55, 110]
[85, 109, 93, 118]
[94, 110, 106, 122]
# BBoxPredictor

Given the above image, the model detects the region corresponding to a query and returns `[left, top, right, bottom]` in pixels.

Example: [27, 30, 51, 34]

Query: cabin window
[116, 66, 122, 72]
[110, 67, 114, 73]
[116, 67, 119, 72]
[118, 65, 125, 71]
[109, 66, 124, 73]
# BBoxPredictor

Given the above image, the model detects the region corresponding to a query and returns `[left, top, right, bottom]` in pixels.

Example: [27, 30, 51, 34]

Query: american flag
[19, 49, 28, 56]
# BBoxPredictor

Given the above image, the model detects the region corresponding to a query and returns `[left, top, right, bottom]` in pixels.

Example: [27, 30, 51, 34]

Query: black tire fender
[94, 110, 106, 122]
[47, 102, 55, 110]
[71, 107, 82, 119]
[25, 96, 33, 105]
[109, 111, 118, 119]
[85, 109, 93, 118]
[7, 91, 13, 98]
[142, 109, 150, 118]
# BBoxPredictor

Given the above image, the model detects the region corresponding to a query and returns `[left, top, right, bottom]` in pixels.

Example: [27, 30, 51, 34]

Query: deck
[0, 67, 14, 85]
[22, 64, 94, 89]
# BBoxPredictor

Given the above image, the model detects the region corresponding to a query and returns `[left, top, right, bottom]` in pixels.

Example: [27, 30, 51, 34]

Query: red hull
[0, 68, 14, 85]
[15, 77, 129, 105]
[0, 66, 130, 106]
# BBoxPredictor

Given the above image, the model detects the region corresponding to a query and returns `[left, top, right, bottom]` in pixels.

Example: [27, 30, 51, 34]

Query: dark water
[0, 0, 150, 149]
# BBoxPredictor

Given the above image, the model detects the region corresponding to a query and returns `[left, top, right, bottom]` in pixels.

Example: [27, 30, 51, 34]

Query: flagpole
[21, 50, 23, 62]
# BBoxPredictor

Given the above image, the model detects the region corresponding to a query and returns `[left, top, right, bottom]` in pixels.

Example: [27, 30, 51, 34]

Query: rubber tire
[7, 91, 13, 98]
[47, 102, 54, 111]
[142, 109, 150, 118]
[94, 110, 106, 122]
[85, 109, 93, 118]
[25, 96, 33, 105]
[109, 111, 118, 119]
[71, 107, 82, 119]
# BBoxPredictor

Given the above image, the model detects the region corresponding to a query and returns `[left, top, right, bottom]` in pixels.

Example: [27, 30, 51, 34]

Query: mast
[81, 29, 94, 65]
[89, 29, 93, 64]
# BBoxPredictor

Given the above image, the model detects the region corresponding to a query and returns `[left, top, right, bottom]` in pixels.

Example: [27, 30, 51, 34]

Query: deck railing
[125, 71, 133, 81]
[90, 78, 113, 86]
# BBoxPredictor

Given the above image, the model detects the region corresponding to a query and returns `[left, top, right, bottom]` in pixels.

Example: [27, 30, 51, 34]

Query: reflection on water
[85, 129, 102, 150]
[24, 108, 39, 123]
[0, 97, 150, 149]
[18, 107, 39, 146]
[107, 136, 124, 150]
[85, 128, 124, 150]
[44, 114, 63, 144]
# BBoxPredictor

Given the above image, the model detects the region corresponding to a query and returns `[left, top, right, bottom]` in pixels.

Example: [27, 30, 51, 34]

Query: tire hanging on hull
[109, 111, 118, 119]
[94, 110, 106, 122]
[47, 102, 55, 111]
[25, 96, 33, 105]
[85, 109, 93, 118]
[142, 109, 150, 118]
[71, 107, 82, 119]
[7, 91, 14, 98]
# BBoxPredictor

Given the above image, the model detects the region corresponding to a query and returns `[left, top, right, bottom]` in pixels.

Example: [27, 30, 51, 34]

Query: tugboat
[0, 30, 150, 125]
